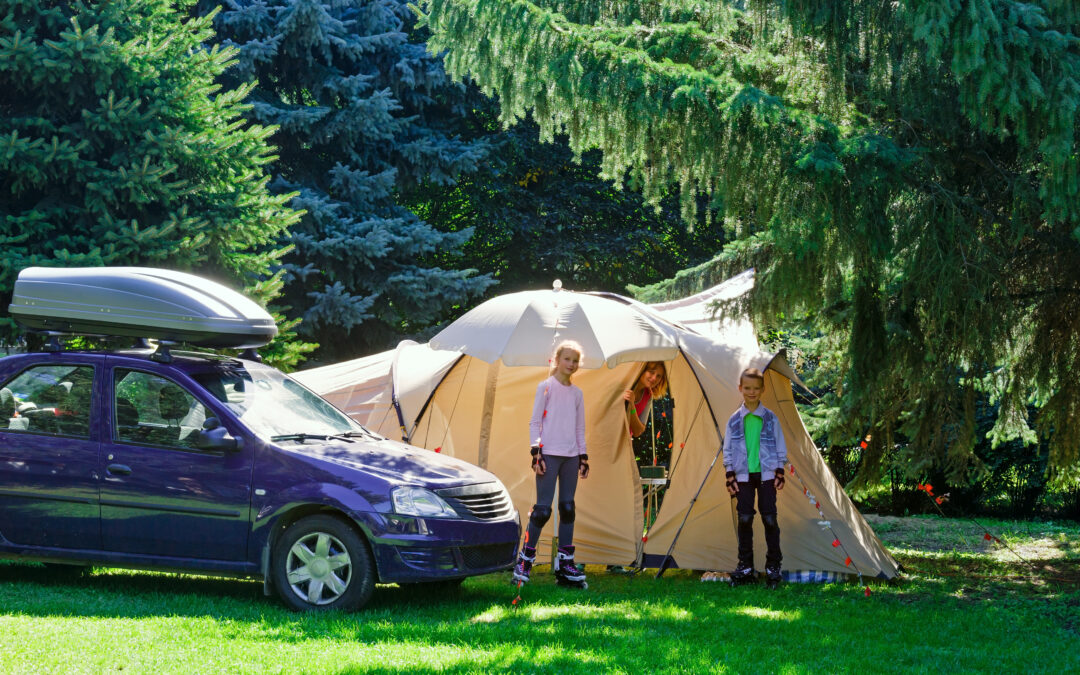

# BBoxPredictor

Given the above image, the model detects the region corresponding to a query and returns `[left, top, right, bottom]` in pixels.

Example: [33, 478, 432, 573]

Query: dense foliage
[0, 0, 303, 363]
[410, 99, 727, 295]
[203, 0, 496, 361]
[419, 0, 1080, 481]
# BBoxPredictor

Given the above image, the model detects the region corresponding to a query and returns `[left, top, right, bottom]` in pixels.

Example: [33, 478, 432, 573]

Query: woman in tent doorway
[610, 361, 669, 574]
[623, 361, 669, 438]
[513, 340, 590, 589]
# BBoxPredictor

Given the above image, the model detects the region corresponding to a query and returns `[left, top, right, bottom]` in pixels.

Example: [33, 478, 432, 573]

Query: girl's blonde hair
[639, 361, 669, 398]
[548, 340, 585, 378]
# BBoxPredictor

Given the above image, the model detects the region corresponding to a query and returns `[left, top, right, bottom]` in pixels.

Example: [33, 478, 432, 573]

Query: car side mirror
[192, 416, 238, 452]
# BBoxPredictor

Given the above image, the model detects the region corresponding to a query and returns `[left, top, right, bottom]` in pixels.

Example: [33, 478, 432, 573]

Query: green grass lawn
[1, 516, 1077, 674]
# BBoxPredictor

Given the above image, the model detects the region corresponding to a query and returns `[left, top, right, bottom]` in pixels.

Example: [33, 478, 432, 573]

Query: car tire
[271, 515, 375, 612]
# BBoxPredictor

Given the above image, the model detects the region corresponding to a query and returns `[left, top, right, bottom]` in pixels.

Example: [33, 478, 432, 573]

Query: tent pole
[654, 440, 724, 579]
[476, 360, 500, 469]
[391, 394, 408, 442]
[404, 354, 465, 443]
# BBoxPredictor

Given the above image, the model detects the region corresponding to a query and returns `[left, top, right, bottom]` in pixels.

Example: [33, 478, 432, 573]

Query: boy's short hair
[739, 367, 765, 386]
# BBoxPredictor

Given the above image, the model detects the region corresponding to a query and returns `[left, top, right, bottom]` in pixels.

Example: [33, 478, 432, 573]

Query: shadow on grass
[0, 560, 513, 614]
[0, 564, 740, 672]
[2, 560, 1078, 674]
[894, 552, 1080, 590]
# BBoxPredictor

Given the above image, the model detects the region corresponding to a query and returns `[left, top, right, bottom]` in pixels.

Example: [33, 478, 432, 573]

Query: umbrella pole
[654, 441, 724, 579]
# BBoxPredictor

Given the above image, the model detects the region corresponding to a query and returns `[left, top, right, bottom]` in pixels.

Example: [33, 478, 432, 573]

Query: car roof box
[9, 267, 278, 348]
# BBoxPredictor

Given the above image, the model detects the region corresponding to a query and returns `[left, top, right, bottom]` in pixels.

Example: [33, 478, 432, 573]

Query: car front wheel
[271, 515, 375, 612]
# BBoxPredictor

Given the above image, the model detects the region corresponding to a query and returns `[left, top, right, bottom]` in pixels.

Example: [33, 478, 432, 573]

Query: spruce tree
[418, 1, 1080, 479]
[205, 0, 495, 361]
[0, 0, 303, 363]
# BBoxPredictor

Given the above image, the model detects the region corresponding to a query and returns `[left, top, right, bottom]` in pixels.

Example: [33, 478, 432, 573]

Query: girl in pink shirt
[513, 340, 589, 587]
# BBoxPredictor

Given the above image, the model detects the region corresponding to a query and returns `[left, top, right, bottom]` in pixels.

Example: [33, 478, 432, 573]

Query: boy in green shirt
[723, 368, 788, 588]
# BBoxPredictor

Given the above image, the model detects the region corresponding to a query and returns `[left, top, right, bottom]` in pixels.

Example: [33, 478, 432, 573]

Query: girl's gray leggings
[524, 454, 579, 548]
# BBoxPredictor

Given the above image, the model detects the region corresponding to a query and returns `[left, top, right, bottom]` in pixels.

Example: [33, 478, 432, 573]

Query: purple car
[0, 268, 519, 611]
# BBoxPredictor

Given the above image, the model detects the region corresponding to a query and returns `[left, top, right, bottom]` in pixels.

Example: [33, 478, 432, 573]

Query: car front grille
[461, 543, 516, 570]
[437, 482, 514, 521]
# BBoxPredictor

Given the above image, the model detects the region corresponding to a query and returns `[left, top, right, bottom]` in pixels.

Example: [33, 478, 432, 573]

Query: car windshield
[191, 365, 368, 441]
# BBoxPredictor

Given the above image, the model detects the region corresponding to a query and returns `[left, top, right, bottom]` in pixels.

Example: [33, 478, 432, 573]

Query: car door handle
[106, 463, 132, 476]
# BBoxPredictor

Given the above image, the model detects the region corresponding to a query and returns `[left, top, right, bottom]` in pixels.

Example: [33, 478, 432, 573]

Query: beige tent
[294, 271, 898, 579]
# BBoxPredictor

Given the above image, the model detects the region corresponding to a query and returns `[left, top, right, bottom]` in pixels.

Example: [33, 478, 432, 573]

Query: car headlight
[391, 486, 459, 518]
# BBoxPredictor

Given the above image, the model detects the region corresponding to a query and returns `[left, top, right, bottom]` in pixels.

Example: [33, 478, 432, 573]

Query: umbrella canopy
[429, 284, 679, 368]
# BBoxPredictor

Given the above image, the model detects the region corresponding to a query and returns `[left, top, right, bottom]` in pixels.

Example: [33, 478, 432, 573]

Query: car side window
[113, 370, 209, 450]
[0, 364, 94, 438]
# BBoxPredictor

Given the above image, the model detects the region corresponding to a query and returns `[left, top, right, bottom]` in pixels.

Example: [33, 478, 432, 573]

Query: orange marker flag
[844, 556, 852, 566]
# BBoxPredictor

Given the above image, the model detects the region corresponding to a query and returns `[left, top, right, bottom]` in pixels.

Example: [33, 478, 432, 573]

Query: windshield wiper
[270, 433, 333, 443]
[271, 430, 377, 444]
[332, 429, 382, 441]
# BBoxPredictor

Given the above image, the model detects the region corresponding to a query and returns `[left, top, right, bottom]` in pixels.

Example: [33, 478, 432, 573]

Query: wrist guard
[725, 471, 737, 491]
[774, 467, 785, 489]
[578, 454, 590, 478]
[530, 446, 546, 472]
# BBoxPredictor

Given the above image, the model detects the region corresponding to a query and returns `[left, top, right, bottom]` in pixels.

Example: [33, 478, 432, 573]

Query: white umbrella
[429, 282, 680, 368]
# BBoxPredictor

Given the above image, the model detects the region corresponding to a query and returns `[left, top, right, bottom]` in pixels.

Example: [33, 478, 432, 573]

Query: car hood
[281, 437, 497, 490]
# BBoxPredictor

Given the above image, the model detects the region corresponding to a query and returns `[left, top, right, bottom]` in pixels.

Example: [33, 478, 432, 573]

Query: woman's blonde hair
[548, 340, 585, 378]
[639, 361, 669, 398]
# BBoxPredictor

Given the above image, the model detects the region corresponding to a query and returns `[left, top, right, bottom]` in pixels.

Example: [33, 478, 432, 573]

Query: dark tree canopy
[0, 0, 301, 360]
[419, 0, 1080, 479]
[409, 100, 728, 296]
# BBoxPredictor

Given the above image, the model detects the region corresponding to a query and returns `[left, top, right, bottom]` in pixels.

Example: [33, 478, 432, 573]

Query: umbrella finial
[552, 279, 563, 291]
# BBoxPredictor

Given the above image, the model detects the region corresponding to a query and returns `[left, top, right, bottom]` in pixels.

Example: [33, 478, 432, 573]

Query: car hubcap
[286, 531, 352, 605]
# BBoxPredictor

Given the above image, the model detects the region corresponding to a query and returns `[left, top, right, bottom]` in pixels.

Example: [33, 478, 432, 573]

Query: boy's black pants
[735, 472, 781, 570]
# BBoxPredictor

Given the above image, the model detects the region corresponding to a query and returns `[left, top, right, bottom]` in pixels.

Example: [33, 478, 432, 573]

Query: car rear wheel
[271, 515, 375, 612]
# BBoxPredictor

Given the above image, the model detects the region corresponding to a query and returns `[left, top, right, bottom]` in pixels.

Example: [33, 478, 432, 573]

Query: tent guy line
[789, 462, 870, 596]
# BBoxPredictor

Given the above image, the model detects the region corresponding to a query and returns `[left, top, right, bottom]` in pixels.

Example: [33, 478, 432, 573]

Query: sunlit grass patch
[732, 606, 802, 622]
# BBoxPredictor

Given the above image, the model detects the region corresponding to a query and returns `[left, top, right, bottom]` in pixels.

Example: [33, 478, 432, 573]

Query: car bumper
[361, 512, 520, 583]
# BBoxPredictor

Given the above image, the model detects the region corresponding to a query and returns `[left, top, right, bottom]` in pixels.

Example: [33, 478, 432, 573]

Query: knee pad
[761, 513, 779, 531]
[737, 513, 756, 528]
[558, 500, 576, 524]
[529, 505, 552, 529]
